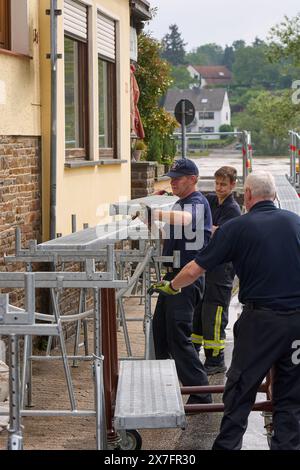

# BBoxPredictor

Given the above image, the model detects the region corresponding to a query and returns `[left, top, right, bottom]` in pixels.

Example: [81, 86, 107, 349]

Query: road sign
[174, 99, 195, 126]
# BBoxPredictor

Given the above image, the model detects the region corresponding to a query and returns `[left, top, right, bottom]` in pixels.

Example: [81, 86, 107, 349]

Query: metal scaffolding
[0, 195, 183, 450]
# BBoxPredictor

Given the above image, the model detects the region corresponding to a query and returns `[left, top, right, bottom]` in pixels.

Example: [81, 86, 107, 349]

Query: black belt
[244, 303, 273, 311]
[244, 303, 300, 312]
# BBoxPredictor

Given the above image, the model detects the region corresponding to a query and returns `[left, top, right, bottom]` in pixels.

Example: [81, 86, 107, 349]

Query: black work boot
[204, 350, 227, 375]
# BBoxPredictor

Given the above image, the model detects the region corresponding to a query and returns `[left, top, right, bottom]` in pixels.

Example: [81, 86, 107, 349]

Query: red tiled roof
[204, 78, 232, 85]
[192, 65, 232, 80]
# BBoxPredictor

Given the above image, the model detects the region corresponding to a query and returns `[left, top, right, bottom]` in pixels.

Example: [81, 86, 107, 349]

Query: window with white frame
[199, 126, 214, 133]
[97, 11, 117, 159]
[199, 111, 214, 120]
[64, 0, 89, 159]
[0, 0, 29, 55]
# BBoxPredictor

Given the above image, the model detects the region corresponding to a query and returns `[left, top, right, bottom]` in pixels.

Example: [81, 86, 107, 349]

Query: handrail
[116, 245, 154, 300]
[288, 130, 300, 186]
[173, 129, 253, 183]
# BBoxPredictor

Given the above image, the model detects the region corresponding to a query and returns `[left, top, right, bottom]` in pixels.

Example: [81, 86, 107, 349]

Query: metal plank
[110, 195, 178, 216]
[37, 220, 150, 251]
[274, 175, 300, 215]
[114, 360, 186, 430]
[0, 325, 59, 335]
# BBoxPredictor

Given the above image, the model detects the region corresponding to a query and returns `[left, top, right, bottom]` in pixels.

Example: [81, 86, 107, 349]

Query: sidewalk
[0, 293, 268, 450]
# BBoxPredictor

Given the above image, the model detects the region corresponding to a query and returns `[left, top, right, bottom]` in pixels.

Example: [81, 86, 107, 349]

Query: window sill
[64, 159, 128, 168]
[0, 48, 33, 59]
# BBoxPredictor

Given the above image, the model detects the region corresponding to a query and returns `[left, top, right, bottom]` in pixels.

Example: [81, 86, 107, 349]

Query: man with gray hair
[150, 171, 300, 450]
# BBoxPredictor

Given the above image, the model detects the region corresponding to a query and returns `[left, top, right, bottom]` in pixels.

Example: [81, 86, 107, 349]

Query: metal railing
[289, 130, 300, 187]
[173, 130, 253, 183]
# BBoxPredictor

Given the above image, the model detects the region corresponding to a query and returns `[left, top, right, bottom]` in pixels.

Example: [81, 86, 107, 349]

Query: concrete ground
[0, 150, 282, 450]
[139, 292, 269, 451]
[0, 292, 269, 450]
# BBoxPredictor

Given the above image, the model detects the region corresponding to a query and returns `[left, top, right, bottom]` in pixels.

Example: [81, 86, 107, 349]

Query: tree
[170, 65, 198, 89]
[232, 44, 281, 88]
[219, 124, 234, 139]
[233, 90, 300, 155]
[186, 43, 224, 65]
[135, 33, 178, 160]
[223, 45, 235, 70]
[252, 37, 265, 48]
[146, 131, 162, 162]
[232, 40, 246, 51]
[268, 14, 300, 66]
[161, 24, 187, 66]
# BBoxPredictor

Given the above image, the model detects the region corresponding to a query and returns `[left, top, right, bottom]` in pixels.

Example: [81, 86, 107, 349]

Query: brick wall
[131, 161, 156, 198]
[0, 135, 42, 308]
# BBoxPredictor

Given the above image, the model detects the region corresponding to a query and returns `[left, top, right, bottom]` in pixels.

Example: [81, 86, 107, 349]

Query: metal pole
[21, 269, 34, 409]
[50, 0, 58, 240]
[290, 132, 293, 184]
[144, 263, 155, 359]
[181, 101, 186, 159]
[242, 131, 247, 184]
[93, 288, 107, 450]
[50, 289, 77, 410]
[297, 134, 300, 188]
[72, 214, 77, 234]
[7, 335, 23, 450]
[292, 132, 296, 185]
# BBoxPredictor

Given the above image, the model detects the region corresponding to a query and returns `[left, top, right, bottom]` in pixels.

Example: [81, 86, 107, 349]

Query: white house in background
[162, 88, 231, 139]
[187, 65, 232, 89]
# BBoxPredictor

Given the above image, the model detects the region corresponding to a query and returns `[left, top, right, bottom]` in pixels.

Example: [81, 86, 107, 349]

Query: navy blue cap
[165, 158, 199, 178]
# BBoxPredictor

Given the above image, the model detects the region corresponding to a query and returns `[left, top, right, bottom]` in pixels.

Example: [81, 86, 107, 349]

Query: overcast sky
[146, 0, 300, 50]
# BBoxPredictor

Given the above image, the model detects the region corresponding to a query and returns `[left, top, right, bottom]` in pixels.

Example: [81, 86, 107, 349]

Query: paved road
[192, 149, 290, 178]
[223, 295, 269, 450]
[140, 293, 269, 450]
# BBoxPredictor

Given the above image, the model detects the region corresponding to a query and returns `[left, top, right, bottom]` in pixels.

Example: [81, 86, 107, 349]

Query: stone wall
[0, 136, 43, 308]
[131, 161, 156, 198]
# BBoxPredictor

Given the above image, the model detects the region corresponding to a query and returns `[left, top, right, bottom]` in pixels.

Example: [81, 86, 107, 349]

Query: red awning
[130, 64, 145, 140]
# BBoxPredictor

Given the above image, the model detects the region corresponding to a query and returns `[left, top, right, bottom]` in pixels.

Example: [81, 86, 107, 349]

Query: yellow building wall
[0, 0, 40, 136]
[40, 0, 131, 239]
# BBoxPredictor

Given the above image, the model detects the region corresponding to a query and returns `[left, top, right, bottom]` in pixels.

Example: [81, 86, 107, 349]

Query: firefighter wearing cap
[151, 172, 300, 450]
[151, 158, 213, 405]
[192, 166, 241, 375]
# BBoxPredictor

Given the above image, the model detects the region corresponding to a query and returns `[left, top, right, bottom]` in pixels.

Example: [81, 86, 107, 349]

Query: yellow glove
[148, 280, 181, 296]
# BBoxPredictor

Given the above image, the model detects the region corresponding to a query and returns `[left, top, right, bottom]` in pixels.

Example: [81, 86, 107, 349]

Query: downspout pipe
[50, 0, 58, 240]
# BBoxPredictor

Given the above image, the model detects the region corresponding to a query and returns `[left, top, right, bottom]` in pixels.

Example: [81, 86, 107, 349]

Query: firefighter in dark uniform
[151, 172, 300, 450]
[192, 166, 241, 374]
[151, 158, 213, 405]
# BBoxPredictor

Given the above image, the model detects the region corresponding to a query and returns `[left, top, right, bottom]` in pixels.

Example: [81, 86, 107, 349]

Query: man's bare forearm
[154, 210, 192, 226]
[171, 260, 205, 290]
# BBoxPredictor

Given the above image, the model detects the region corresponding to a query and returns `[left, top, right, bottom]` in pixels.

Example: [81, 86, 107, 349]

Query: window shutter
[97, 12, 115, 61]
[64, 0, 87, 41]
[0, 0, 9, 49]
[10, 0, 29, 55]
[130, 26, 138, 62]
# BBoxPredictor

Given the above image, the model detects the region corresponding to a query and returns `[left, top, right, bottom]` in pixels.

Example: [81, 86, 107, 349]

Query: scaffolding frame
[0, 196, 181, 450]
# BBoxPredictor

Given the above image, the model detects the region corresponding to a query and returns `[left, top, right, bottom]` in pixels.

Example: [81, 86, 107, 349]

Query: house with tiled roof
[187, 65, 232, 88]
[162, 87, 231, 138]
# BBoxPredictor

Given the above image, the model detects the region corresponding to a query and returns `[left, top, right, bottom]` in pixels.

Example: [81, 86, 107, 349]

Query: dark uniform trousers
[213, 306, 300, 450]
[192, 263, 234, 358]
[152, 272, 211, 402]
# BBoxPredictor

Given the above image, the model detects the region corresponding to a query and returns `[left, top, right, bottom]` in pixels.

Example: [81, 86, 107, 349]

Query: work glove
[148, 280, 181, 296]
[131, 204, 151, 226]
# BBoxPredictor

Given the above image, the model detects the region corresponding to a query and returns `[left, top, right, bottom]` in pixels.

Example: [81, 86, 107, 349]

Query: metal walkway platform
[114, 360, 186, 430]
[274, 175, 300, 215]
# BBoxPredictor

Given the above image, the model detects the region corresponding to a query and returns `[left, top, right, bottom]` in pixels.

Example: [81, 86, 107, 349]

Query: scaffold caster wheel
[119, 430, 142, 450]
